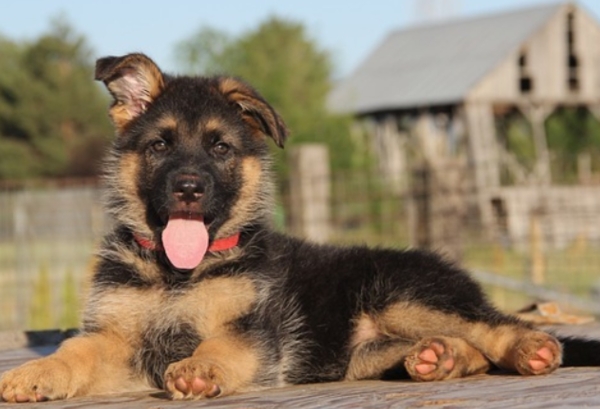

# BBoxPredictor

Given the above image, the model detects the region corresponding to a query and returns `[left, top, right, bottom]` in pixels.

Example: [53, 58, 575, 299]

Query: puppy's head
[96, 53, 287, 270]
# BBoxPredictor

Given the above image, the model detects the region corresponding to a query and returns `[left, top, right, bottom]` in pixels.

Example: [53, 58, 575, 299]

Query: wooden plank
[2, 365, 600, 408]
[3, 331, 600, 408]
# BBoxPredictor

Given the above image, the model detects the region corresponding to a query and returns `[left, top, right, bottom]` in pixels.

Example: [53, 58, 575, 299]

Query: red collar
[133, 232, 240, 253]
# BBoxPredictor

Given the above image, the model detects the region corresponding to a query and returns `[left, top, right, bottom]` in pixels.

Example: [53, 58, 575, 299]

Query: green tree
[175, 17, 361, 176]
[0, 17, 112, 180]
[546, 107, 600, 183]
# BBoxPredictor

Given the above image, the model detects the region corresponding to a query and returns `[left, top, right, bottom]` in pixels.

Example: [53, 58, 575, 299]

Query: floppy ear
[218, 77, 288, 148]
[95, 53, 165, 133]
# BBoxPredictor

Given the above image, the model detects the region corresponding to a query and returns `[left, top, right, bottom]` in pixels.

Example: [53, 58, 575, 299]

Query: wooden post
[527, 104, 553, 186]
[13, 195, 29, 327]
[288, 144, 331, 243]
[408, 166, 430, 250]
[369, 115, 407, 194]
[578, 152, 592, 184]
[410, 159, 467, 264]
[464, 103, 501, 238]
[529, 209, 546, 285]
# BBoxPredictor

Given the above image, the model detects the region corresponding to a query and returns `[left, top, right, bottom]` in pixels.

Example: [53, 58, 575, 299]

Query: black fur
[92, 54, 600, 387]
[559, 336, 600, 367]
[4, 53, 600, 404]
[133, 323, 202, 389]
[93, 54, 600, 389]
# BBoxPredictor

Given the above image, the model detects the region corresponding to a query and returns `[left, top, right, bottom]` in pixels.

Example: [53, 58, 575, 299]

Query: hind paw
[405, 338, 456, 381]
[514, 333, 562, 375]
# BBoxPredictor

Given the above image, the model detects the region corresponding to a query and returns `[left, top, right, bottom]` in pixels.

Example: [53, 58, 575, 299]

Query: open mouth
[161, 212, 213, 271]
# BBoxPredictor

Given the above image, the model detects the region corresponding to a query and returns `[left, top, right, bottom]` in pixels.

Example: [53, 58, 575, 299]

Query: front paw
[0, 358, 72, 402]
[164, 358, 225, 400]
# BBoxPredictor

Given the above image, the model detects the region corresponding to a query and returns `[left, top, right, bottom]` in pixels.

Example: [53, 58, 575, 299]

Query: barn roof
[328, 3, 563, 114]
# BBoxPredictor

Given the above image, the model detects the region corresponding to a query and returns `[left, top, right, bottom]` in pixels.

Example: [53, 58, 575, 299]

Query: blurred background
[2, 0, 600, 331]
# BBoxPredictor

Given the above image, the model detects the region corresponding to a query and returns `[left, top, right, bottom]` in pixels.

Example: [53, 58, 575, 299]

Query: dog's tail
[558, 335, 600, 367]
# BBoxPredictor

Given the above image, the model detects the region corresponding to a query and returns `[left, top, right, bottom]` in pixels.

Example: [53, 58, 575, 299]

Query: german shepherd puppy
[1, 53, 600, 402]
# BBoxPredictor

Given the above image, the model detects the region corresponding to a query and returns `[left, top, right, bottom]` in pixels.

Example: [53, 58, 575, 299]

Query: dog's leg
[0, 332, 144, 402]
[164, 334, 260, 400]
[465, 325, 562, 376]
[345, 338, 412, 380]
[375, 301, 562, 377]
[345, 336, 490, 381]
[404, 336, 490, 381]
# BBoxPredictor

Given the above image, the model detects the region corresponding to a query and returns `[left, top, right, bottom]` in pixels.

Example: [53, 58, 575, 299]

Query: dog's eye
[151, 140, 168, 153]
[213, 142, 230, 156]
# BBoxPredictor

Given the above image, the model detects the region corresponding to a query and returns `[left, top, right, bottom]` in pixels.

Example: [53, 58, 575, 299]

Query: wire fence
[0, 179, 107, 331]
[1, 162, 600, 331]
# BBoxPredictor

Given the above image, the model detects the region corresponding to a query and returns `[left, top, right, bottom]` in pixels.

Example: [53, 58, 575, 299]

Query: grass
[464, 239, 600, 312]
[0, 238, 92, 330]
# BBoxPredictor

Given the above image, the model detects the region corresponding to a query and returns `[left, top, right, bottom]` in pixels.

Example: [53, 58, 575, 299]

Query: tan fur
[156, 114, 178, 131]
[0, 333, 147, 401]
[349, 314, 381, 349]
[108, 152, 152, 237]
[121, 54, 165, 100]
[186, 276, 257, 337]
[344, 302, 562, 380]
[467, 323, 525, 366]
[49, 275, 260, 401]
[376, 302, 471, 339]
[217, 77, 250, 96]
[467, 324, 561, 373]
[86, 276, 256, 341]
[405, 336, 490, 381]
[345, 340, 411, 381]
[217, 78, 285, 146]
[97, 54, 165, 133]
[345, 335, 490, 382]
[84, 288, 162, 340]
[202, 117, 225, 133]
[165, 335, 261, 399]
[218, 157, 267, 238]
[113, 247, 162, 284]
[109, 104, 135, 132]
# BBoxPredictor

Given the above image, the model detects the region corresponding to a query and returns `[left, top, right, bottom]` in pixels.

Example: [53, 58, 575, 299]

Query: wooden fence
[1, 145, 600, 330]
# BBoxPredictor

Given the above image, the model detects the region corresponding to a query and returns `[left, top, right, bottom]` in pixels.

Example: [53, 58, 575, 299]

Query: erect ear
[218, 77, 288, 148]
[94, 53, 165, 133]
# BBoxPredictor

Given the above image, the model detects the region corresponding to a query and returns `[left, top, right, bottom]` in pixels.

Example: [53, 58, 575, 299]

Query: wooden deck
[1, 325, 600, 408]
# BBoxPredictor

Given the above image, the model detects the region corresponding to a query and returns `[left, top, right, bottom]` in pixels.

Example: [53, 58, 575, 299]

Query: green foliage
[0, 139, 36, 179]
[175, 17, 360, 177]
[496, 108, 600, 185]
[175, 27, 231, 75]
[505, 117, 536, 171]
[496, 111, 536, 172]
[0, 16, 112, 180]
[546, 107, 600, 183]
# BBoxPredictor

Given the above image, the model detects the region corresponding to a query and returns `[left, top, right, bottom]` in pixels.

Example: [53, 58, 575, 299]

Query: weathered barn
[329, 2, 600, 249]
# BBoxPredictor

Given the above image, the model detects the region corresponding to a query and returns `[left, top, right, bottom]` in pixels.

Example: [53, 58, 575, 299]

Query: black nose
[173, 176, 203, 202]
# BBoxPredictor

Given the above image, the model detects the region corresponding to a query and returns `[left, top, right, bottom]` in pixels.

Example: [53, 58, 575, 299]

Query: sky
[1, 0, 599, 79]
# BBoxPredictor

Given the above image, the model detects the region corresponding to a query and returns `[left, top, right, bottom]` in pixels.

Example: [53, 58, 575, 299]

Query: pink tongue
[162, 218, 209, 270]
